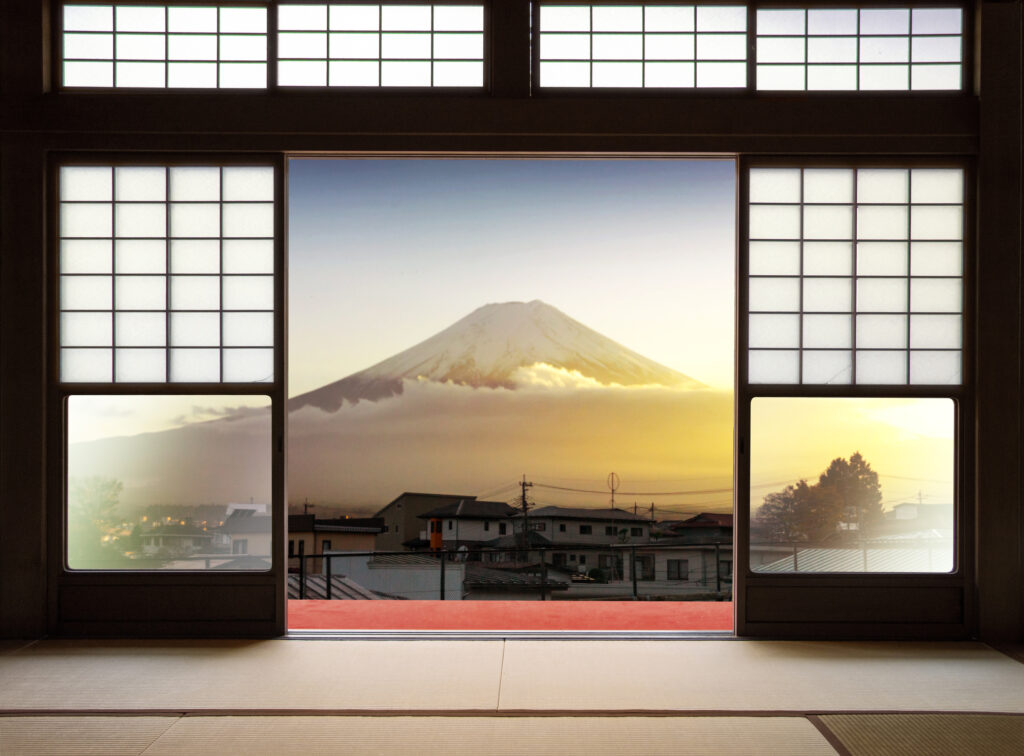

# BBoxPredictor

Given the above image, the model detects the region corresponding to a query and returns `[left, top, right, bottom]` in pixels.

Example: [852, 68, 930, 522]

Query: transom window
[62, 4, 270, 89]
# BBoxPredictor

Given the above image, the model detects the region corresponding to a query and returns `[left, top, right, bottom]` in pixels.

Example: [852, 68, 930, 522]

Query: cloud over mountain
[289, 300, 704, 412]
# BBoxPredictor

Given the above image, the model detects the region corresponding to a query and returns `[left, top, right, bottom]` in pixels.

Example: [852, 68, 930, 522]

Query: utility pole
[303, 498, 314, 515]
[518, 474, 533, 557]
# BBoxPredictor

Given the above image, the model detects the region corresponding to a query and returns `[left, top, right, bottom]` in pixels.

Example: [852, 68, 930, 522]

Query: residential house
[374, 492, 485, 551]
[418, 499, 517, 550]
[288, 514, 384, 572]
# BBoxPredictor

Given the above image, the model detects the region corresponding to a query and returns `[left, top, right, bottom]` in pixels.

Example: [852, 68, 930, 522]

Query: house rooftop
[418, 500, 516, 520]
[517, 506, 650, 522]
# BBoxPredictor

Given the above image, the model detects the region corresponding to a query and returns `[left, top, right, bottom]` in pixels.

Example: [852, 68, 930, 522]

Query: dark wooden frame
[0, 0, 1020, 642]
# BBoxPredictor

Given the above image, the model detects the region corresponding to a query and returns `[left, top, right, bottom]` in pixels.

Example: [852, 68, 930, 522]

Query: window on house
[667, 558, 689, 580]
[605, 525, 616, 535]
[756, 7, 963, 92]
[484, 521, 489, 531]
[569, 553, 577, 562]
[321, 539, 331, 551]
[232, 538, 249, 554]
[288, 539, 294, 557]
[529, 522, 547, 532]
[579, 555, 586, 565]
[631, 527, 643, 536]
[448, 519, 453, 530]
[560, 523, 567, 532]
[579, 525, 592, 535]
[61, 3, 269, 89]
[537, 3, 747, 89]
[499, 523, 507, 535]
[277, 3, 485, 88]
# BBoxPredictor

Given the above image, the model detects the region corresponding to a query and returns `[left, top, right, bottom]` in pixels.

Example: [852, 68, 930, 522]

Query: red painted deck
[288, 600, 733, 631]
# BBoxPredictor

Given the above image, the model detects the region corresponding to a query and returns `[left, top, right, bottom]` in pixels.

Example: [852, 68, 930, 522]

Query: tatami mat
[0, 716, 176, 756]
[0, 640, 504, 712]
[819, 713, 1024, 756]
[143, 716, 837, 756]
[498, 641, 1024, 712]
[2, 639, 1023, 717]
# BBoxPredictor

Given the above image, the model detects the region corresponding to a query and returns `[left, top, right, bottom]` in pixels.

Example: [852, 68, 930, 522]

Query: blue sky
[288, 158, 737, 394]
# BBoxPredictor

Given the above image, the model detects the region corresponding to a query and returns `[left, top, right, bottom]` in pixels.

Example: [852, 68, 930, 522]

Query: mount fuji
[289, 300, 704, 412]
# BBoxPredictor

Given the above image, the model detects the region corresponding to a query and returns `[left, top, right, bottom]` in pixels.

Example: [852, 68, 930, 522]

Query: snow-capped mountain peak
[289, 300, 703, 412]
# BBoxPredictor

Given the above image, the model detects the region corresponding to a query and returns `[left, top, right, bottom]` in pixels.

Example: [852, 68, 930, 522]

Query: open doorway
[285, 157, 736, 631]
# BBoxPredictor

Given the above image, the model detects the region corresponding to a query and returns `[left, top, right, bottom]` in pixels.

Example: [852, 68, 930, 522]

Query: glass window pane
[67, 395, 271, 569]
[751, 397, 954, 573]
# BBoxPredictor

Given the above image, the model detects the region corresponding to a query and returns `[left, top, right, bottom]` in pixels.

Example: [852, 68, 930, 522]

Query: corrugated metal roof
[756, 545, 954, 573]
[286, 574, 384, 600]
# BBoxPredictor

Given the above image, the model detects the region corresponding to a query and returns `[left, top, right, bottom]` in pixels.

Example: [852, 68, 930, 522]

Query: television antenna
[607, 472, 620, 509]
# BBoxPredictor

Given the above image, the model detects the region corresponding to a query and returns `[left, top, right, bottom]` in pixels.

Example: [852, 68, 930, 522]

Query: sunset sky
[287, 158, 738, 396]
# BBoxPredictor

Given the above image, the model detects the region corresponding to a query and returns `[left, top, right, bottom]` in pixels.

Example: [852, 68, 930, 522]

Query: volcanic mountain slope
[289, 300, 704, 412]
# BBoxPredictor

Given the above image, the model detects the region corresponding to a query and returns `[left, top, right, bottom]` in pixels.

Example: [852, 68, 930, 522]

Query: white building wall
[325, 553, 464, 600]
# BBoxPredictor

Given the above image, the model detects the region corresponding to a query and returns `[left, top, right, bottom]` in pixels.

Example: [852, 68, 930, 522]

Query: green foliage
[67, 476, 127, 568]
[753, 452, 883, 543]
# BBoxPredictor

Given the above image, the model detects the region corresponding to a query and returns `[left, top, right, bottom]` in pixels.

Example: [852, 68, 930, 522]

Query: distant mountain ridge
[289, 300, 703, 412]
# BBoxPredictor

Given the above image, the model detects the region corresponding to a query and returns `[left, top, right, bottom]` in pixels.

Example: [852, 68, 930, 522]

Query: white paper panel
[116, 276, 166, 310]
[808, 37, 857, 63]
[593, 62, 643, 87]
[856, 314, 908, 349]
[645, 34, 695, 61]
[171, 240, 220, 274]
[593, 6, 642, 32]
[696, 6, 746, 33]
[62, 276, 112, 310]
[855, 350, 907, 384]
[434, 5, 484, 32]
[756, 65, 805, 90]
[857, 206, 909, 240]
[911, 206, 963, 240]
[696, 61, 745, 87]
[222, 276, 274, 311]
[167, 62, 218, 88]
[382, 5, 432, 31]
[434, 61, 482, 87]
[804, 242, 852, 276]
[804, 205, 853, 239]
[749, 313, 800, 348]
[65, 5, 114, 32]
[279, 5, 328, 31]
[749, 241, 801, 275]
[170, 203, 221, 238]
[910, 314, 962, 349]
[757, 38, 805, 64]
[170, 276, 220, 310]
[910, 242, 962, 276]
[857, 169, 909, 204]
[645, 6, 695, 33]
[116, 34, 166, 61]
[644, 62, 695, 87]
[222, 349, 274, 382]
[61, 312, 112, 347]
[802, 350, 852, 384]
[749, 169, 801, 203]
[859, 64, 909, 90]
[803, 314, 851, 349]
[856, 242, 908, 276]
[381, 32, 432, 59]
[61, 348, 113, 382]
[803, 278, 852, 312]
[857, 278, 908, 312]
[803, 169, 854, 204]
[222, 203, 275, 238]
[279, 60, 328, 86]
[170, 348, 221, 382]
[62, 166, 112, 201]
[115, 203, 166, 238]
[222, 240, 274, 274]
[330, 60, 380, 86]
[218, 62, 267, 88]
[909, 350, 961, 384]
[757, 10, 805, 36]
[113, 348, 166, 380]
[62, 240, 113, 274]
[117, 6, 165, 32]
[911, 64, 961, 91]
[331, 32, 381, 59]
[169, 7, 218, 33]
[222, 312, 274, 347]
[115, 312, 166, 347]
[748, 277, 800, 312]
[434, 33, 484, 60]
[115, 61, 166, 87]
[171, 312, 220, 347]
[911, 279, 962, 312]
[592, 34, 643, 60]
[64, 61, 115, 87]
[807, 66, 857, 90]
[749, 205, 801, 239]
[62, 204, 113, 238]
[170, 167, 220, 201]
[748, 349, 800, 383]
[540, 62, 590, 87]
[381, 60, 431, 86]
[911, 168, 963, 203]
[116, 240, 166, 274]
[331, 5, 382, 31]
[220, 7, 267, 34]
